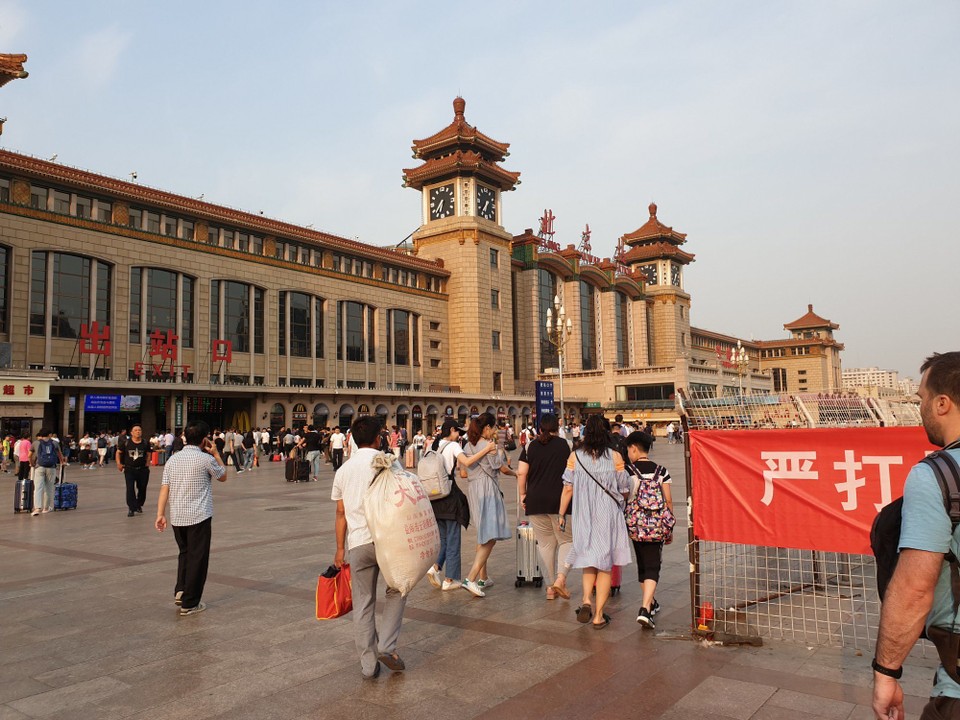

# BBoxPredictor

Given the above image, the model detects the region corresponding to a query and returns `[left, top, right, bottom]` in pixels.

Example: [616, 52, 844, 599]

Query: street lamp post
[546, 294, 573, 426]
[734, 339, 749, 394]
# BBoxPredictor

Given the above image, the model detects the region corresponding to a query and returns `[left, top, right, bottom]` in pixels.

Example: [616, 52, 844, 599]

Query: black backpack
[871, 450, 960, 665]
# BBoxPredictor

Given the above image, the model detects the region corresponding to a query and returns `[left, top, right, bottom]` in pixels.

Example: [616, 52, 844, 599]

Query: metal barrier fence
[679, 389, 923, 651]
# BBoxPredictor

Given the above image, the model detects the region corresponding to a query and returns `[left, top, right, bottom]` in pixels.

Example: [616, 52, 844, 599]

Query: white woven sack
[363, 452, 441, 596]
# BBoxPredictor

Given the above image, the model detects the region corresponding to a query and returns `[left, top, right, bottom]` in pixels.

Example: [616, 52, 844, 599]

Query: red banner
[690, 428, 936, 555]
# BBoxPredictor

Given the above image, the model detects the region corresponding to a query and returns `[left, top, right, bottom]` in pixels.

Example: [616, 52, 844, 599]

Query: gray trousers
[348, 542, 406, 675]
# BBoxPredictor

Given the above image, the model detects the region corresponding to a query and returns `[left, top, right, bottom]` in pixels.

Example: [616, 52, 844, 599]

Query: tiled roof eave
[0, 149, 447, 275]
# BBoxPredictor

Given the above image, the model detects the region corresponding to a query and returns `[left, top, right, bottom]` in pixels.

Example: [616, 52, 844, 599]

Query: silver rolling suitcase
[515, 485, 543, 588]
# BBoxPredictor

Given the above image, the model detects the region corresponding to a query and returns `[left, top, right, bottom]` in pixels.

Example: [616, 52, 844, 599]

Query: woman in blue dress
[557, 414, 632, 628]
[461, 412, 515, 597]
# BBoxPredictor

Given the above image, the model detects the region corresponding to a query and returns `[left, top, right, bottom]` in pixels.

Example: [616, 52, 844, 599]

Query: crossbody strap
[922, 450, 960, 618]
[577, 451, 623, 509]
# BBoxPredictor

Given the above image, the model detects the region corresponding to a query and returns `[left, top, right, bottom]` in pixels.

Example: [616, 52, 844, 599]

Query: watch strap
[871, 658, 903, 679]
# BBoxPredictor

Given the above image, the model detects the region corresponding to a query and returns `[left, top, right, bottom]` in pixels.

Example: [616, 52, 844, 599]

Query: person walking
[461, 412, 514, 597]
[329, 427, 345, 470]
[117, 425, 151, 517]
[301, 425, 323, 481]
[332, 416, 407, 679]
[412, 429, 426, 465]
[30, 429, 65, 516]
[516, 413, 573, 601]
[241, 429, 256, 472]
[424, 419, 475, 592]
[557, 414, 632, 629]
[15, 433, 31, 481]
[873, 352, 960, 720]
[624, 430, 673, 629]
[155, 421, 226, 616]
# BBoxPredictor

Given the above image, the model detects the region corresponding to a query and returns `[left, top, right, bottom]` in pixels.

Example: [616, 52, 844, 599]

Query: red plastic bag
[316, 564, 352, 620]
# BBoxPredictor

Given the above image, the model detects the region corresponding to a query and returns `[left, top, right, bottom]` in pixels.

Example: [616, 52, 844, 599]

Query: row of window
[0, 177, 446, 293]
[16, 251, 433, 366]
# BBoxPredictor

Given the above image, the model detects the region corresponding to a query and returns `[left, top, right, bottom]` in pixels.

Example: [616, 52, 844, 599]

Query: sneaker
[637, 607, 655, 629]
[236, 470, 244, 474]
[477, 578, 494, 589]
[31, 509, 40, 516]
[128, 511, 136, 517]
[179, 602, 206, 616]
[426, 566, 443, 589]
[651, 599, 661, 616]
[362, 662, 381, 680]
[441, 579, 460, 591]
[136, 506, 143, 514]
[174, 591, 183, 607]
[42, 508, 52, 513]
[462, 579, 485, 598]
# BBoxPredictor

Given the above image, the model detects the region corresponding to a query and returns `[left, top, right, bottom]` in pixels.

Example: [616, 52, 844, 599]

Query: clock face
[671, 263, 681, 286]
[476, 185, 497, 221]
[429, 184, 455, 220]
[640, 264, 657, 284]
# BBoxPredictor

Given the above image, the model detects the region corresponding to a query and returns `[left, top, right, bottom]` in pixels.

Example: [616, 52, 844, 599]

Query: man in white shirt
[329, 427, 345, 470]
[332, 417, 406, 680]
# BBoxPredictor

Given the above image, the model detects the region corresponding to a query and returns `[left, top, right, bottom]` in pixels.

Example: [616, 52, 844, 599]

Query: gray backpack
[417, 442, 453, 500]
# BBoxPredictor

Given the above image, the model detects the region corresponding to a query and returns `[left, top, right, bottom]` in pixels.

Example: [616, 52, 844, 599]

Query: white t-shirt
[330, 432, 345, 450]
[331, 447, 378, 551]
[438, 440, 463, 476]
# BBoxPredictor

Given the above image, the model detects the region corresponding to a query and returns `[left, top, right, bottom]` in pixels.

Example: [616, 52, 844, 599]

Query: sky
[1, 0, 957, 379]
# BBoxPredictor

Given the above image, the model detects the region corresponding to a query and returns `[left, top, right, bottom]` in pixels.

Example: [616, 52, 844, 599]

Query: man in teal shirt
[874, 352, 960, 720]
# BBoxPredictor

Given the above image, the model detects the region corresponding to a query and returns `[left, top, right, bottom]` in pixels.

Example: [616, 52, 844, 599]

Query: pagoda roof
[784, 304, 839, 331]
[0, 53, 28, 90]
[0, 149, 448, 276]
[402, 149, 521, 191]
[621, 203, 687, 246]
[622, 241, 695, 265]
[411, 97, 511, 160]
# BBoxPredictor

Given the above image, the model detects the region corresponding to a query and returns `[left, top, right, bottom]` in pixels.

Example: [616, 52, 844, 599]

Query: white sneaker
[426, 566, 443, 589]
[441, 579, 460, 591]
[462, 579, 485, 598]
[477, 578, 494, 589]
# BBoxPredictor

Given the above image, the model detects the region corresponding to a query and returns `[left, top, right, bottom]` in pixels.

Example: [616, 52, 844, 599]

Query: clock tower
[620, 203, 695, 366]
[403, 97, 521, 394]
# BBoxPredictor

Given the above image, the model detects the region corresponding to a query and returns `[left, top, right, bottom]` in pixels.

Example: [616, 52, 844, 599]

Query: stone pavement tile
[33, 652, 152, 689]
[291, 697, 407, 720]
[122, 670, 300, 720]
[0, 655, 68, 685]
[846, 704, 879, 719]
[763, 689, 855, 719]
[0, 705, 31, 720]
[7, 676, 131, 717]
[0, 679, 54, 705]
[263, 644, 357, 683]
[403, 625, 493, 656]
[749, 707, 827, 720]
[671, 676, 777, 719]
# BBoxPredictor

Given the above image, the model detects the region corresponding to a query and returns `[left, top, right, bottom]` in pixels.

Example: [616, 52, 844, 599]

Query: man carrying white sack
[332, 415, 406, 680]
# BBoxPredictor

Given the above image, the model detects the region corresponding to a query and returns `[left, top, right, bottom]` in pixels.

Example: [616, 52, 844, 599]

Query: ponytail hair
[537, 413, 558, 445]
[467, 412, 496, 445]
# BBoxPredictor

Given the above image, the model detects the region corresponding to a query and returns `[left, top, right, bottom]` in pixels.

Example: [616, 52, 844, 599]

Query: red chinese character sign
[212, 339, 233, 363]
[80, 322, 111, 356]
[689, 428, 936, 555]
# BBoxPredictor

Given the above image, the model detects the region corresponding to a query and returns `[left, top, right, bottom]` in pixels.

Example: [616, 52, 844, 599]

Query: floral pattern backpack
[624, 463, 676, 543]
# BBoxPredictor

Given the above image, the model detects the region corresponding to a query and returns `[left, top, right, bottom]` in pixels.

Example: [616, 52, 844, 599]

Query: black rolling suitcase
[15, 472, 34, 513]
[285, 450, 310, 483]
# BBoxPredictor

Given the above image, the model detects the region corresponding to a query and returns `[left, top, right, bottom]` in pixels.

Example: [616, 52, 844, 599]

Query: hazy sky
[1, 0, 957, 378]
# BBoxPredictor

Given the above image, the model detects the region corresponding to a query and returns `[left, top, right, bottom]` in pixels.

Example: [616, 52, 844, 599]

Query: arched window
[269, 403, 285, 431]
[129, 268, 196, 347]
[279, 291, 325, 358]
[30, 251, 111, 338]
[210, 280, 264, 353]
[579, 280, 597, 370]
[386, 309, 420, 365]
[538, 269, 559, 371]
[337, 301, 376, 362]
[0, 244, 9, 334]
[313, 403, 330, 428]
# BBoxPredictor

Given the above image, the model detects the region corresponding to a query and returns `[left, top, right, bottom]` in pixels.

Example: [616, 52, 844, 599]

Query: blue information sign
[84, 394, 122, 412]
[535, 381, 555, 430]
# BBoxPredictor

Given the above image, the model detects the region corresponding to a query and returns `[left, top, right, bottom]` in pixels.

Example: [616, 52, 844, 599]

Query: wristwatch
[871, 658, 903, 679]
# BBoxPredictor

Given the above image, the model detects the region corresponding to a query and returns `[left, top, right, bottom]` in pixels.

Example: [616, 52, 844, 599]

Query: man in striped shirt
[155, 421, 226, 616]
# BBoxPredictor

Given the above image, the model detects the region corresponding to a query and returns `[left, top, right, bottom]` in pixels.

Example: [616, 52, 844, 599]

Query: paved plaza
[1, 443, 936, 719]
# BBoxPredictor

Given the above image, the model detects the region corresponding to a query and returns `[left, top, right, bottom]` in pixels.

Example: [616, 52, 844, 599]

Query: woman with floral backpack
[623, 431, 675, 630]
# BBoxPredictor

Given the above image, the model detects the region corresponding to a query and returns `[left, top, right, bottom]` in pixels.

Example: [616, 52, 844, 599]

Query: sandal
[551, 584, 571, 600]
[593, 614, 611, 630]
[546, 587, 556, 600]
[576, 604, 592, 623]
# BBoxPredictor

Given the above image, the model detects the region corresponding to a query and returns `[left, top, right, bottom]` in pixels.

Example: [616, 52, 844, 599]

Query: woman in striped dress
[557, 414, 632, 629]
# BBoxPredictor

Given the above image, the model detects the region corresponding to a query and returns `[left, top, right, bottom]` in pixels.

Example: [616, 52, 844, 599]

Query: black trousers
[173, 517, 212, 609]
[632, 540, 664, 583]
[124, 467, 149, 512]
[332, 449, 344, 470]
